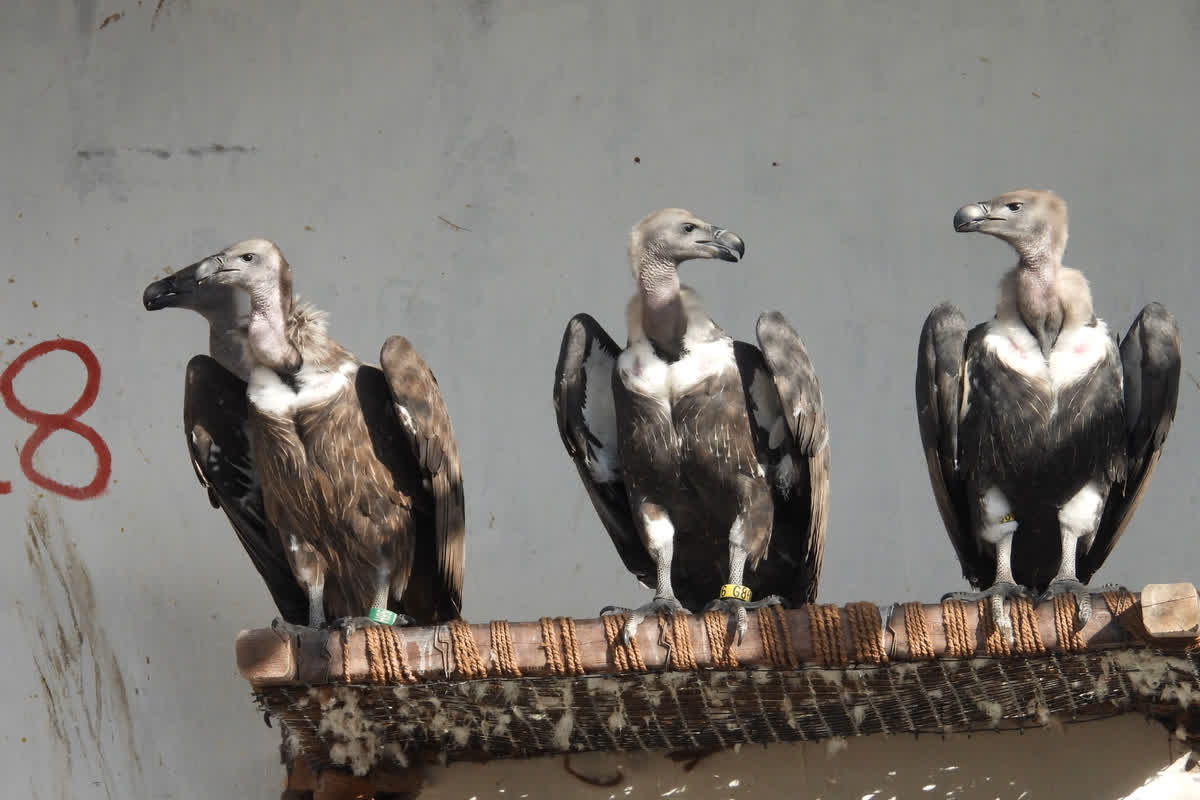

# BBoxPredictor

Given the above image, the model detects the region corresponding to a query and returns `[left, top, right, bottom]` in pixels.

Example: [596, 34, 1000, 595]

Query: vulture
[917, 189, 1180, 640]
[554, 209, 830, 641]
[154, 239, 466, 632]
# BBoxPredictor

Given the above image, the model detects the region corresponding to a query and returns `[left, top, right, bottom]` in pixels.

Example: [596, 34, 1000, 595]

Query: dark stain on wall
[19, 498, 143, 799]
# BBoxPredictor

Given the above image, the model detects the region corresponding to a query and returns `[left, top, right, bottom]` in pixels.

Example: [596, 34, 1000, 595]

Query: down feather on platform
[917, 189, 1181, 642]
[554, 209, 830, 641]
[156, 239, 465, 633]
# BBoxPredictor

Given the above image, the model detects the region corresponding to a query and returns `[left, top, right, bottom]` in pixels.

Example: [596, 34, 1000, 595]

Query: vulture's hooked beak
[953, 202, 990, 232]
[192, 254, 238, 285]
[704, 228, 746, 262]
[144, 261, 201, 310]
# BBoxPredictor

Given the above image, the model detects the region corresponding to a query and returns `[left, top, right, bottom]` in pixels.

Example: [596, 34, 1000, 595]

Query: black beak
[953, 202, 990, 232]
[708, 228, 746, 262]
[143, 262, 200, 310]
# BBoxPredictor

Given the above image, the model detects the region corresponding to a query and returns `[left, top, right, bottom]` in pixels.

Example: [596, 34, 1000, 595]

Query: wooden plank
[236, 589, 1152, 687]
[1141, 583, 1200, 639]
[236, 628, 293, 682]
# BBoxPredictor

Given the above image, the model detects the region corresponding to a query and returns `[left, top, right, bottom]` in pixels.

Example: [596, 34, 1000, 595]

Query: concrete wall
[1, 0, 1197, 796]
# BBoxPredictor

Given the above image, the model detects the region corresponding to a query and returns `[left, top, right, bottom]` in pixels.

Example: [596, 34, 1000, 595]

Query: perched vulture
[917, 189, 1180, 640]
[162, 239, 465, 632]
[554, 209, 830, 640]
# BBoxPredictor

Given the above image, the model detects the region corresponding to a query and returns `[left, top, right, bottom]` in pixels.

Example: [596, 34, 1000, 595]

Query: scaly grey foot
[1037, 579, 1122, 628]
[329, 614, 416, 642]
[600, 597, 685, 645]
[942, 581, 1031, 647]
[270, 618, 317, 638]
[703, 595, 786, 643]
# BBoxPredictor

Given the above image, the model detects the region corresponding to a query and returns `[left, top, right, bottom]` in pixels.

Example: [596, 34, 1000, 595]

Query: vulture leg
[1037, 483, 1106, 627]
[942, 488, 1028, 645]
[703, 499, 780, 643]
[332, 564, 415, 640]
[600, 501, 684, 644]
[268, 578, 327, 637]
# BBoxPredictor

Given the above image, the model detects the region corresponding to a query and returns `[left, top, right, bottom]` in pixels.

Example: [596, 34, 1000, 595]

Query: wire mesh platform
[236, 584, 1200, 786]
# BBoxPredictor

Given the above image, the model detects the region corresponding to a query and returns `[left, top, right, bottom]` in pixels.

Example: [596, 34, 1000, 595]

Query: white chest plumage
[982, 318, 1114, 393]
[616, 335, 736, 405]
[248, 361, 358, 416]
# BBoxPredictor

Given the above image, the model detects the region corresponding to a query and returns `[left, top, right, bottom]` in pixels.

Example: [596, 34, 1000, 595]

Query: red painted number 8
[0, 340, 111, 499]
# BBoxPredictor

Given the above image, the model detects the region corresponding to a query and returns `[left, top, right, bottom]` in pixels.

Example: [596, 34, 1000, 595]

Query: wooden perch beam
[236, 584, 1196, 688]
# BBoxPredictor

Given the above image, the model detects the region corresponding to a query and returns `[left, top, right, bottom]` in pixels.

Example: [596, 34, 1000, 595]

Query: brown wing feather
[379, 336, 466, 618]
[182, 355, 310, 624]
[803, 446, 831, 598]
[755, 311, 830, 595]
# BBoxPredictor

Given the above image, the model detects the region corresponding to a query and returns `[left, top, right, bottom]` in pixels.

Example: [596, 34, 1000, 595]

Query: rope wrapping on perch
[238, 584, 1200, 770]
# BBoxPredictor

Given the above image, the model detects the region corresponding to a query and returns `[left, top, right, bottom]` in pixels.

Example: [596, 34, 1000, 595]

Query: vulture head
[953, 189, 1068, 262]
[629, 208, 745, 279]
[189, 239, 295, 304]
[189, 238, 301, 373]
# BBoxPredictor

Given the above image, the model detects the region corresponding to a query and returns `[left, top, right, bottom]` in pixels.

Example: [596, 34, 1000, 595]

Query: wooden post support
[1141, 583, 1200, 639]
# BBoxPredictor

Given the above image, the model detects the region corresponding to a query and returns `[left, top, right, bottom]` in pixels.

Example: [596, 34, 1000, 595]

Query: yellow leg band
[719, 584, 752, 602]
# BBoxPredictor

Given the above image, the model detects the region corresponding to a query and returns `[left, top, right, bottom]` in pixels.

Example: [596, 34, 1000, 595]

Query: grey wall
[1, 0, 1197, 796]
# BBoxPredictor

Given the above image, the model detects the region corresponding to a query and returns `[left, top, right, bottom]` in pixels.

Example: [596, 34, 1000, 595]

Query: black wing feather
[915, 304, 988, 587]
[553, 314, 655, 587]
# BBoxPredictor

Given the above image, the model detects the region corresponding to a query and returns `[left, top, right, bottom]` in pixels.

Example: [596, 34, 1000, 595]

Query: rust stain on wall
[18, 498, 143, 799]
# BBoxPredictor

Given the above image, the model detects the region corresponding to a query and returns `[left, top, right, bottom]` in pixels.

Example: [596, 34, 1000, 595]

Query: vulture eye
[240, 253, 255, 262]
[1006, 202, 1023, 212]
[682, 223, 696, 233]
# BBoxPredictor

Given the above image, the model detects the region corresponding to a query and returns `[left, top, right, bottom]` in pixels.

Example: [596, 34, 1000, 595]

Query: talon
[600, 599, 685, 645]
[943, 580, 1030, 605]
[1039, 578, 1096, 629]
[703, 596, 777, 645]
[270, 618, 314, 638]
[991, 595, 1015, 647]
[328, 613, 415, 642]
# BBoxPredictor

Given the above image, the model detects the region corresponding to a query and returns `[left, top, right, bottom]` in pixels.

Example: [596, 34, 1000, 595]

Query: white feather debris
[552, 711, 576, 751]
[1110, 651, 1198, 705]
[975, 699, 1005, 724]
[317, 687, 383, 776]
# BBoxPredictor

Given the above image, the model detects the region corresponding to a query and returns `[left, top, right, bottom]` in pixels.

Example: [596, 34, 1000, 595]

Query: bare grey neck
[1014, 243, 1063, 359]
[637, 253, 686, 360]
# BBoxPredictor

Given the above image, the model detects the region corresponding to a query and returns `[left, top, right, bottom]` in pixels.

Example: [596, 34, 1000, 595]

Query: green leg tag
[368, 607, 398, 626]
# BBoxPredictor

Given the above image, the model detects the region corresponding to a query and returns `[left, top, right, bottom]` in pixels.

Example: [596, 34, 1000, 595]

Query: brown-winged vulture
[162, 239, 466, 632]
